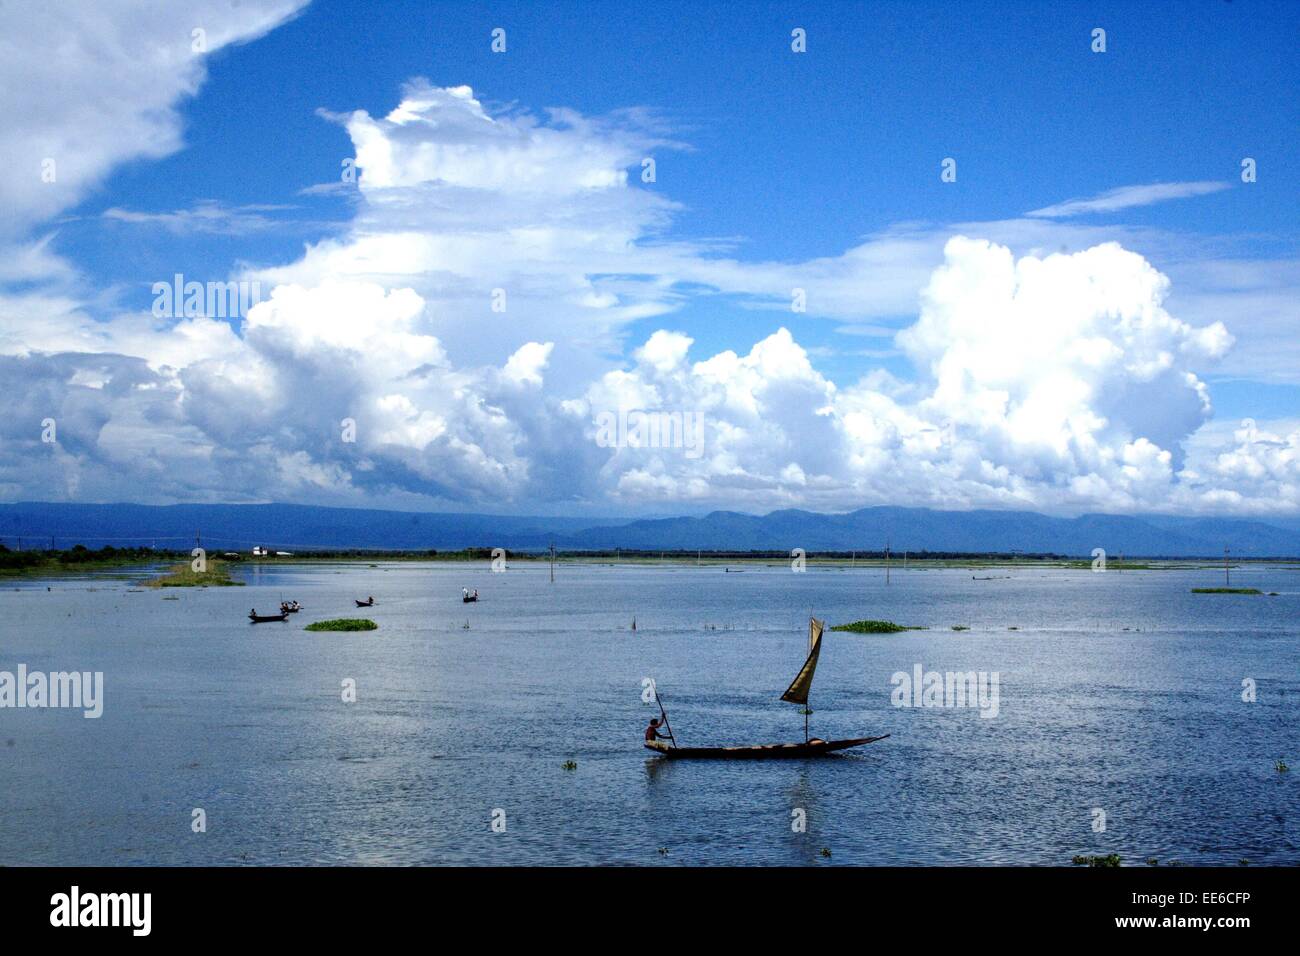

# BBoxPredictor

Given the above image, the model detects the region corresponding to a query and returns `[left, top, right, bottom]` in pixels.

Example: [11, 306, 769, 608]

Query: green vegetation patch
[831, 620, 926, 634]
[1191, 587, 1261, 595]
[305, 618, 378, 632]
[146, 561, 242, 588]
[1071, 854, 1122, 867]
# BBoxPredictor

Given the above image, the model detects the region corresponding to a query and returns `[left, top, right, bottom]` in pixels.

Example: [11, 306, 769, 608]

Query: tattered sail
[780, 617, 823, 705]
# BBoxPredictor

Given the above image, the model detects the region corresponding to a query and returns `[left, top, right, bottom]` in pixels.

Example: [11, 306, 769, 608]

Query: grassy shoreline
[171, 551, 1300, 570]
[3, 543, 1297, 579]
[0, 545, 172, 580]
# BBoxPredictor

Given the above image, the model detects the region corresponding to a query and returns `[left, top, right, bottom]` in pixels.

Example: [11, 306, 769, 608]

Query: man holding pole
[645, 716, 671, 745]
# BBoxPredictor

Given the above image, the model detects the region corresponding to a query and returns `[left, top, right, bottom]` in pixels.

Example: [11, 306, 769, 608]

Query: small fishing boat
[645, 617, 888, 760]
[355, 597, 375, 607]
[248, 610, 289, 623]
[280, 600, 302, 613]
[462, 588, 478, 603]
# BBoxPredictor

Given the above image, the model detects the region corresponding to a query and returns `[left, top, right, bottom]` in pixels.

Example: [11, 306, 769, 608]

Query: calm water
[0, 561, 1296, 866]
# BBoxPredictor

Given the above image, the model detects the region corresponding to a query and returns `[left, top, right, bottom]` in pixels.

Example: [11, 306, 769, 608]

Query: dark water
[0, 561, 1296, 866]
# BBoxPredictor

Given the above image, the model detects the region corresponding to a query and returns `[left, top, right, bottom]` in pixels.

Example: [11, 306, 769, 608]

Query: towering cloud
[564, 237, 1272, 514]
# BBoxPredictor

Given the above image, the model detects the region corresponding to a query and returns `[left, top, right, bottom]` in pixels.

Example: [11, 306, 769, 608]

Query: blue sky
[3, 0, 1298, 516]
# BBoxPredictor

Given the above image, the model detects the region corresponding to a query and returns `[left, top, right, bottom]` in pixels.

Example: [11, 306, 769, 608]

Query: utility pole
[550, 541, 556, 584]
[851, 550, 855, 569]
[1225, 546, 1230, 587]
[885, 538, 891, 585]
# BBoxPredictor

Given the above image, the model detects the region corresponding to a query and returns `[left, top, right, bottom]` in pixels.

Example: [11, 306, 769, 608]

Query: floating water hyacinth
[830, 620, 922, 634]
[305, 619, 377, 632]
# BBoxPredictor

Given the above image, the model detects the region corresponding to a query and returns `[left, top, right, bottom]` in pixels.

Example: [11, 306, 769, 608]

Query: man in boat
[645, 716, 671, 745]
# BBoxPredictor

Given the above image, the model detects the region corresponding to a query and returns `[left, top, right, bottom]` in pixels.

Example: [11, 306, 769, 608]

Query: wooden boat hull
[462, 596, 478, 603]
[354, 600, 374, 608]
[645, 735, 888, 759]
[249, 613, 289, 623]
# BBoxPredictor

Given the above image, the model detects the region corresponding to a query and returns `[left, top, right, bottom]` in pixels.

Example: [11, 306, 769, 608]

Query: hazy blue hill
[0, 502, 1294, 557]
[561, 506, 1295, 556]
[0, 502, 615, 552]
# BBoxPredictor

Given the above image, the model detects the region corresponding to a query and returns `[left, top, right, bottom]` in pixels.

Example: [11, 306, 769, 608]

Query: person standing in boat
[645, 716, 670, 744]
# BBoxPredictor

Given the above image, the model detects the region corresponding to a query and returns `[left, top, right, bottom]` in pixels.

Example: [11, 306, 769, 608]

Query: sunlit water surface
[1, 561, 1296, 865]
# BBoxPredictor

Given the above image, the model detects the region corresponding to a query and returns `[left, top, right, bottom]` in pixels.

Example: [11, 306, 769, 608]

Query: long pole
[804, 612, 812, 743]
[550, 541, 555, 584]
[653, 682, 677, 749]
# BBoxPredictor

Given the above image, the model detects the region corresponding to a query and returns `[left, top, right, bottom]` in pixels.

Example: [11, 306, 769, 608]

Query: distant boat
[355, 597, 375, 607]
[249, 610, 289, 623]
[462, 588, 479, 603]
[280, 600, 302, 613]
[645, 617, 889, 760]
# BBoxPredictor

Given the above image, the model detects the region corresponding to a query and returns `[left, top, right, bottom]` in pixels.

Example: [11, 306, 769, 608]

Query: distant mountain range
[0, 502, 1296, 558]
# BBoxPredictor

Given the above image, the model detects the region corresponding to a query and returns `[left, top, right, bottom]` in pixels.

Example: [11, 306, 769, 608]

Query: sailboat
[644, 617, 889, 759]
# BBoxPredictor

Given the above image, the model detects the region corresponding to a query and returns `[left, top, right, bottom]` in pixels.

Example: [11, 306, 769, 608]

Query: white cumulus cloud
[0, 52, 1294, 517]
